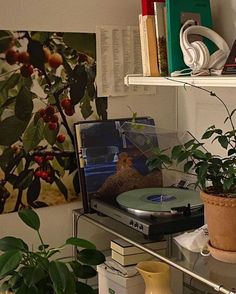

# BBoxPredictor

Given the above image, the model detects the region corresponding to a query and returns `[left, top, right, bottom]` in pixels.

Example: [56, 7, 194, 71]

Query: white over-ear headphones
[179, 20, 230, 73]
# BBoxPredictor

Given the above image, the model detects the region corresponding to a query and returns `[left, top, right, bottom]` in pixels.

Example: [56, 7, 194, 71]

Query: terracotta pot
[200, 191, 236, 252]
[136, 261, 173, 294]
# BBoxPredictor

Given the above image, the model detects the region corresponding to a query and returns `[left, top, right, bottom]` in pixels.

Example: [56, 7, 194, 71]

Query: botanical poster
[0, 30, 107, 214]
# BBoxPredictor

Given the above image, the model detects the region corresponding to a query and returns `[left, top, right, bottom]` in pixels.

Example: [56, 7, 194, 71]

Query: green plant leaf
[66, 237, 96, 249]
[72, 171, 80, 194]
[209, 157, 223, 165]
[31, 31, 51, 43]
[22, 118, 44, 152]
[192, 150, 207, 160]
[0, 30, 13, 53]
[228, 148, 236, 156]
[197, 162, 208, 180]
[70, 261, 97, 279]
[19, 266, 47, 288]
[0, 116, 29, 146]
[171, 145, 183, 159]
[44, 123, 59, 146]
[18, 208, 40, 231]
[75, 281, 95, 294]
[8, 272, 23, 290]
[14, 169, 34, 190]
[63, 33, 96, 59]
[96, 96, 108, 120]
[27, 177, 41, 204]
[146, 157, 162, 171]
[0, 237, 28, 252]
[183, 139, 195, 149]
[230, 108, 236, 119]
[218, 135, 228, 149]
[0, 250, 22, 278]
[223, 177, 234, 191]
[176, 151, 189, 163]
[78, 249, 105, 266]
[70, 64, 88, 106]
[80, 95, 93, 119]
[87, 82, 96, 98]
[184, 161, 194, 173]
[0, 147, 14, 171]
[49, 261, 74, 294]
[14, 282, 37, 294]
[0, 73, 21, 94]
[54, 177, 68, 200]
[201, 130, 215, 139]
[159, 154, 172, 165]
[15, 86, 33, 121]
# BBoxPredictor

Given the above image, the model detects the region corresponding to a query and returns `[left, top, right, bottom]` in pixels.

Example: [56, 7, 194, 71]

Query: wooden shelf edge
[124, 74, 236, 87]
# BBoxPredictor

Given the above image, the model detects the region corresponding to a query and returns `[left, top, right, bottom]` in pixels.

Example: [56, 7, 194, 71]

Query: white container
[97, 263, 145, 294]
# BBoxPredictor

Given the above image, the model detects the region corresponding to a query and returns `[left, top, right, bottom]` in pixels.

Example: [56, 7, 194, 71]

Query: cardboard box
[97, 263, 145, 294]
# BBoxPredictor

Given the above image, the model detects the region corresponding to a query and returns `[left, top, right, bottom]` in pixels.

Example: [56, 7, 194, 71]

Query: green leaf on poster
[63, 33, 96, 59]
[0, 116, 29, 146]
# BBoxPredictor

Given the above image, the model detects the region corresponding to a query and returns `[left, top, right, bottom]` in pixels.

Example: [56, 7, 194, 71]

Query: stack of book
[139, 0, 212, 76]
[110, 238, 167, 266]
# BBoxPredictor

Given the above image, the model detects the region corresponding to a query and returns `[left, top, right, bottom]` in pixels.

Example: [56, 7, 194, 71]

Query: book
[222, 39, 236, 75]
[154, 1, 168, 76]
[111, 238, 167, 255]
[139, 14, 150, 76]
[111, 250, 158, 266]
[141, 0, 155, 16]
[142, 15, 160, 76]
[140, 0, 160, 77]
[166, 0, 213, 74]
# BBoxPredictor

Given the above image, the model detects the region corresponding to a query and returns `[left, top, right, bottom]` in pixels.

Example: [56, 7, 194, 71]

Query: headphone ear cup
[182, 46, 196, 67]
[191, 41, 210, 70]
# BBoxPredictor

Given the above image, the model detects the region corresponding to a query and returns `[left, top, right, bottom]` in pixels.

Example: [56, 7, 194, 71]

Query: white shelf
[124, 74, 236, 88]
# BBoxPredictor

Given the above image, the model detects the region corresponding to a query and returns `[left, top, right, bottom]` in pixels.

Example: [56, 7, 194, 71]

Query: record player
[74, 117, 204, 238]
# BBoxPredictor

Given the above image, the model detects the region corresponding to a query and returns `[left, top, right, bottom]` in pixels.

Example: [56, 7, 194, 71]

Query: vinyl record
[116, 187, 202, 216]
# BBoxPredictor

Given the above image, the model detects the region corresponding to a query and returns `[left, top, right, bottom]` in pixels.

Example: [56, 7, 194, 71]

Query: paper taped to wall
[96, 25, 156, 97]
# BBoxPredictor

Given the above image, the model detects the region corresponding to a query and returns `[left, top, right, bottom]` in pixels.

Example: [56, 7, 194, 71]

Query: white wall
[0, 0, 177, 252]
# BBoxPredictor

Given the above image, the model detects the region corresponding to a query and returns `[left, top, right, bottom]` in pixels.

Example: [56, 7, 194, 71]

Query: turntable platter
[116, 188, 202, 217]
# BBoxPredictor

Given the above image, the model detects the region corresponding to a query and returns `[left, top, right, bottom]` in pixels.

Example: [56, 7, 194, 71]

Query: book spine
[143, 15, 160, 77]
[139, 14, 151, 76]
[154, 1, 168, 76]
[141, 0, 165, 16]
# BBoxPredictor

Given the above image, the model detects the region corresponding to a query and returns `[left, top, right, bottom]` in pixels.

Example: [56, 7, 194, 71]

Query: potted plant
[146, 82, 236, 263]
[0, 208, 105, 293]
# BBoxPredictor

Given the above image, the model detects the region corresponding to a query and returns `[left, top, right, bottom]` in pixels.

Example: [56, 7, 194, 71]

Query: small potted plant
[146, 83, 236, 263]
[0, 208, 105, 293]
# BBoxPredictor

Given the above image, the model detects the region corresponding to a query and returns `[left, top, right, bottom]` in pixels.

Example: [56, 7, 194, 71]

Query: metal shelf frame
[72, 209, 236, 294]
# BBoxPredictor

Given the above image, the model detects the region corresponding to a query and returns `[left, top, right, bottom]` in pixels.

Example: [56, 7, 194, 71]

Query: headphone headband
[182, 22, 229, 54]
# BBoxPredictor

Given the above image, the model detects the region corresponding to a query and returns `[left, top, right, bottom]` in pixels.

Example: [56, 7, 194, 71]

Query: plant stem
[13, 189, 23, 212]
[165, 77, 236, 131]
[37, 230, 47, 254]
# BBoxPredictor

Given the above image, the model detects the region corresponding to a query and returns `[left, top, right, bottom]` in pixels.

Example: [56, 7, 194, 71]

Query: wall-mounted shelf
[124, 74, 236, 88]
